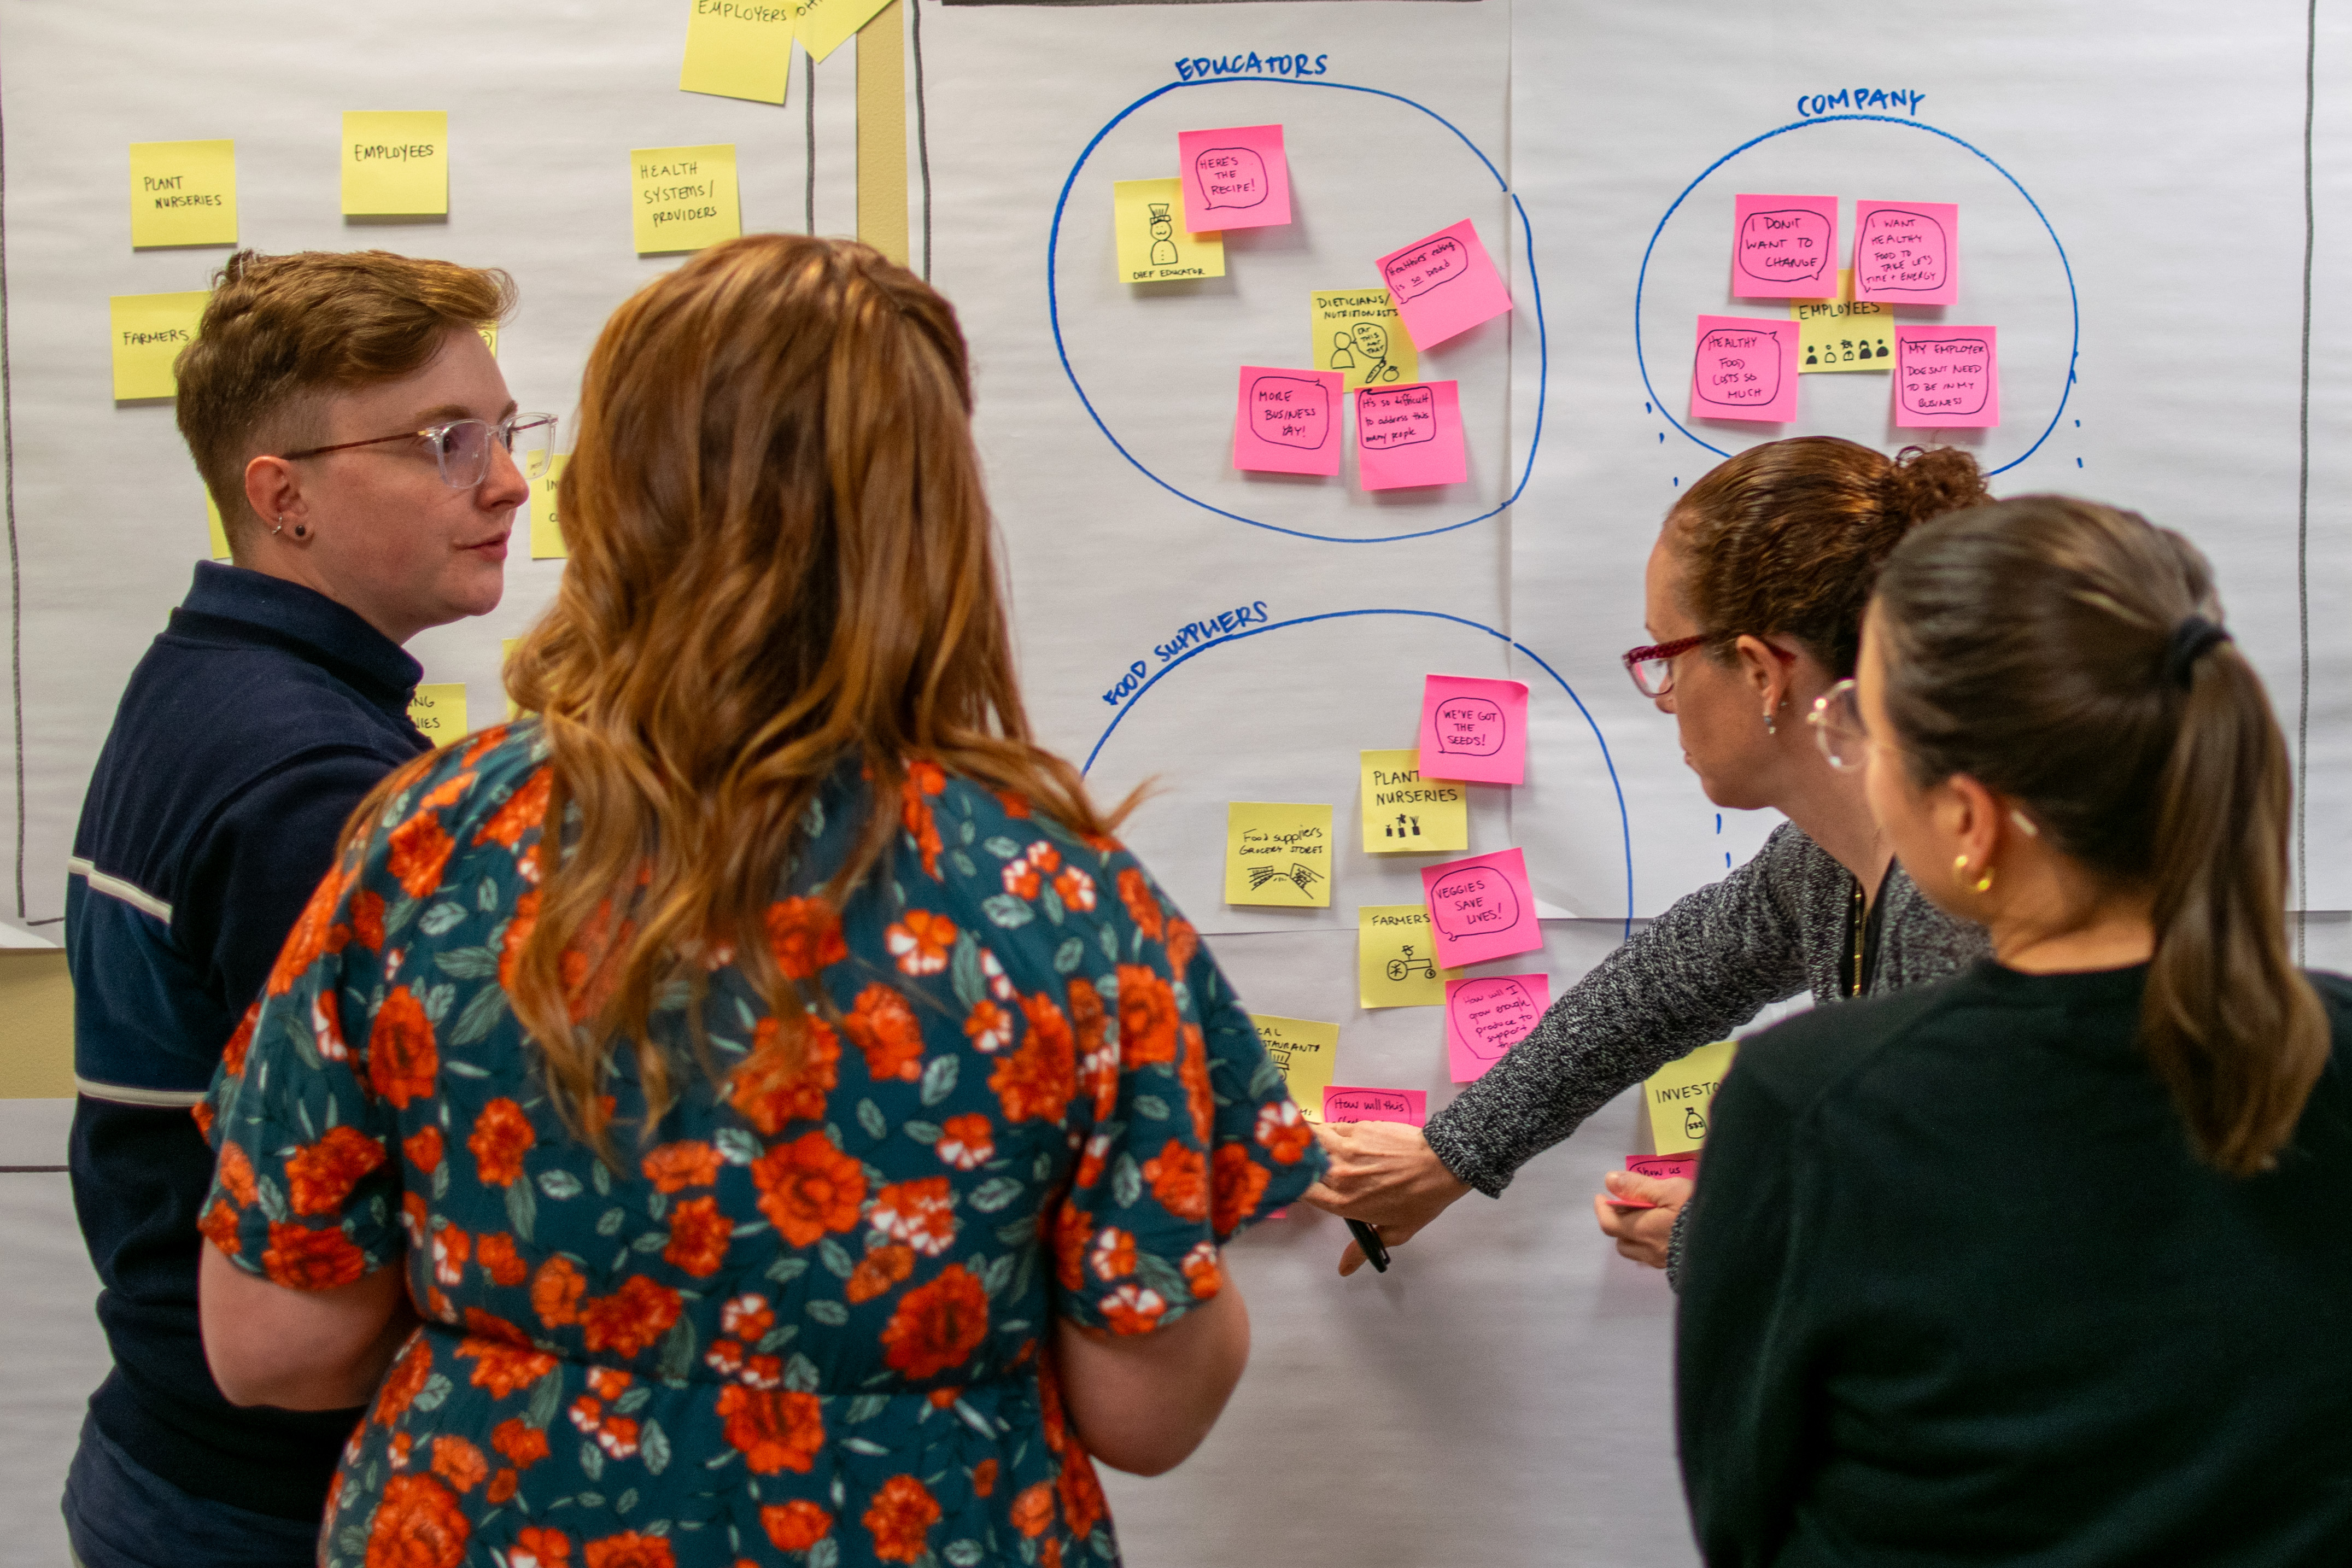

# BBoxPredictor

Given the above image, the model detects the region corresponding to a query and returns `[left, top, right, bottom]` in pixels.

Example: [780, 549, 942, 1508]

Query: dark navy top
[65, 561, 428, 1519]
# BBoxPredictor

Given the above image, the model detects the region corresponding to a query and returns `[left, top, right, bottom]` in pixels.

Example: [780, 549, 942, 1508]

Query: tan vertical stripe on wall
[855, 2, 910, 266]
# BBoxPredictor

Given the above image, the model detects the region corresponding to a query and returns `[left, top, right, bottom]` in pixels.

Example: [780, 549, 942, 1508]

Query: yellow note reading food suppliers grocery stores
[791, 0, 892, 63]
[1359, 748, 1466, 854]
[1112, 178, 1224, 284]
[1250, 1014, 1340, 1121]
[204, 491, 230, 561]
[681, 0, 796, 103]
[528, 452, 570, 559]
[1645, 1039, 1739, 1153]
[110, 291, 208, 400]
[1358, 904, 1450, 1009]
[1310, 289, 1418, 392]
[1792, 270, 1892, 374]
[1225, 801, 1333, 908]
[632, 144, 741, 254]
[128, 140, 237, 249]
[342, 112, 448, 217]
[408, 683, 469, 744]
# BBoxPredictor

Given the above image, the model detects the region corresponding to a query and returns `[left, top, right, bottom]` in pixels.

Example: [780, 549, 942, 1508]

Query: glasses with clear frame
[1808, 678, 1871, 771]
[280, 412, 556, 490]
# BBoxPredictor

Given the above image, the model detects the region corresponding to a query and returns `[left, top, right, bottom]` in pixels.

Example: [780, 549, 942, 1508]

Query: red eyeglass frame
[1621, 633, 1795, 697]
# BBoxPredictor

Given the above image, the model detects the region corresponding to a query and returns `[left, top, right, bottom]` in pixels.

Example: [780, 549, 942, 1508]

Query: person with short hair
[63, 248, 542, 1567]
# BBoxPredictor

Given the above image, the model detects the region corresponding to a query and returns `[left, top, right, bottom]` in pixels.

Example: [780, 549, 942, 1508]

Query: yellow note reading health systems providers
[1358, 904, 1449, 1009]
[204, 491, 230, 561]
[1310, 290, 1418, 391]
[1645, 1039, 1738, 1153]
[791, 0, 892, 63]
[528, 452, 570, 559]
[632, 144, 741, 254]
[408, 683, 469, 744]
[342, 112, 448, 217]
[110, 291, 207, 400]
[1112, 178, 1224, 284]
[1251, 1014, 1340, 1121]
[128, 141, 236, 249]
[1792, 270, 1891, 373]
[1359, 748, 1466, 854]
[1225, 801, 1332, 908]
[681, 0, 796, 103]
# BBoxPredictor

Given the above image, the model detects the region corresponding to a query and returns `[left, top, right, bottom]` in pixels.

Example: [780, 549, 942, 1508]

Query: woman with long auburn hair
[192, 235, 1322, 1565]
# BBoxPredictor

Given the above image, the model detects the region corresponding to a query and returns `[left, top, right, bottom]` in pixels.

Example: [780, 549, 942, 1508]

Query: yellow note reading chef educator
[1112, 178, 1224, 284]
[1250, 1014, 1339, 1121]
[528, 452, 570, 560]
[128, 140, 236, 249]
[342, 112, 448, 217]
[408, 683, 470, 744]
[792, 0, 893, 63]
[1224, 801, 1333, 908]
[680, 0, 795, 105]
[1359, 748, 1466, 854]
[1646, 1039, 1738, 1153]
[1311, 290, 1418, 392]
[110, 291, 208, 401]
[1358, 904, 1449, 1009]
[632, 145, 741, 255]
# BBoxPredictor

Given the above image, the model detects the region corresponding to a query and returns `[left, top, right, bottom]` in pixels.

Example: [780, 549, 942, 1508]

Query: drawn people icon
[1351, 321, 1399, 384]
[1805, 346, 1819, 366]
[1146, 202, 1178, 267]
[1328, 330, 1356, 371]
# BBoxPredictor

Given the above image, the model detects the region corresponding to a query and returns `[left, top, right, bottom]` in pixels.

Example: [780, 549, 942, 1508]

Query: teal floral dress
[198, 722, 1322, 1568]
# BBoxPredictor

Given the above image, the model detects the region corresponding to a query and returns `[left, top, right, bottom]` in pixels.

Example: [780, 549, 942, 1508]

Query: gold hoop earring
[1955, 855, 1994, 895]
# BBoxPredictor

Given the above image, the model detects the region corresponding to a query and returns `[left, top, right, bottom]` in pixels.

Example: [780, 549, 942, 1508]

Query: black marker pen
[1345, 1218, 1390, 1273]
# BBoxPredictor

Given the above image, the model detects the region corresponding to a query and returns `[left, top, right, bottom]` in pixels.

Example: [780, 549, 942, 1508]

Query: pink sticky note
[1730, 194, 1840, 299]
[1852, 201, 1959, 304]
[1892, 325, 1999, 428]
[1444, 973, 1551, 1083]
[1177, 125, 1290, 232]
[1232, 366, 1343, 475]
[1323, 1085, 1427, 1126]
[1418, 672, 1529, 785]
[1420, 847, 1542, 968]
[1607, 1154, 1699, 1209]
[1376, 219, 1512, 350]
[1355, 380, 1466, 491]
[1689, 316, 1800, 424]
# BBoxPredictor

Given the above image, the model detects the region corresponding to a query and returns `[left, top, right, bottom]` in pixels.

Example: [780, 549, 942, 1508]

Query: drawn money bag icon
[1147, 203, 1178, 267]
[1329, 330, 1357, 372]
[1352, 321, 1397, 384]
[1684, 1104, 1707, 1140]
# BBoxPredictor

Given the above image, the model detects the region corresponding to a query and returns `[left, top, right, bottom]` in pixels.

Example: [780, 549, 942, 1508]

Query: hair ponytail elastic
[2162, 615, 2231, 688]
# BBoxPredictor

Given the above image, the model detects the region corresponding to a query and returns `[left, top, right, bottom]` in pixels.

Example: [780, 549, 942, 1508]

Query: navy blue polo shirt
[65, 561, 429, 1520]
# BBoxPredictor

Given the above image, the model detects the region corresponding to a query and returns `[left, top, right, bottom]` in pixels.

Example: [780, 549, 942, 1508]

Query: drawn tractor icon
[1385, 945, 1437, 983]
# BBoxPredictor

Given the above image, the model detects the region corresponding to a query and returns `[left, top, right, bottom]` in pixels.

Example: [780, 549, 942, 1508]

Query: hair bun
[1882, 445, 1991, 530]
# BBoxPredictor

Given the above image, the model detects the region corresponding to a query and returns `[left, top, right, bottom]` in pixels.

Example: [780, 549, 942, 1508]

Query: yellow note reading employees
[342, 112, 448, 217]
[1792, 270, 1892, 373]
[1225, 801, 1333, 908]
[128, 140, 236, 249]
[409, 683, 469, 744]
[528, 452, 570, 559]
[1311, 290, 1419, 391]
[1646, 1039, 1739, 1153]
[204, 491, 230, 561]
[681, 0, 796, 103]
[1250, 1014, 1340, 1121]
[1112, 178, 1224, 284]
[791, 0, 892, 63]
[1358, 905, 1450, 1009]
[110, 291, 207, 400]
[1359, 748, 1466, 854]
[631, 144, 741, 254]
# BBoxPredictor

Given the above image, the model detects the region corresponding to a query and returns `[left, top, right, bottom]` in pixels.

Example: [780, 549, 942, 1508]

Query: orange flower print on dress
[766, 896, 848, 980]
[664, 1195, 733, 1277]
[531, 1255, 585, 1327]
[1164, 917, 1199, 976]
[640, 1140, 721, 1193]
[715, 1386, 825, 1474]
[720, 1294, 774, 1340]
[991, 994, 1076, 1124]
[1115, 867, 1163, 941]
[1054, 865, 1096, 913]
[312, 990, 350, 1064]
[459, 723, 512, 768]
[510, 1525, 571, 1568]
[189, 1101, 214, 1139]
[486, 1469, 518, 1505]
[750, 1131, 867, 1247]
[846, 1243, 916, 1304]
[492, 1418, 551, 1468]
[499, 889, 539, 993]
[1059, 1447, 1107, 1542]
[971, 1458, 998, 1498]
[373, 1337, 431, 1427]
[902, 762, 947, 879]
[1115, 964, 1179, 1066]
[363, 1472, 470, 1568]
[881, 1263, 988, 1379]
[431, 1435, 489, 1494]
[1255, 1099, 1315, 1165]
[1052, 1203, 1091, 1292]
[349, 888, 387, 952]
[475, 1232, 528, 1287]
[1142, 1140, 1209, 1222]
[934, 1113, 994, 1171]
[284, 1125, 387, 1215]
[1068, 978, 1119, 1124]
[197, 1198, 241, 1255]
[472, 766, 552, 849]
[760, 1500, 833, 1551]
[1179, 1024, 1214, 1143]
[962, 998, 1017, 1055]
[863, 1474, 943, 1565]
[579, 1276, 683, 1359]
[467, 1098, 536, 1186]
[1212, 1143, 1271, 1235]
[1087, 1227, 1137, 1284]
[1181, 1240, 1224, 1301]
[455, 1335, 555, 1397]
[844, 983, 926, 1084]
[1009, 1482, 1055, 1537]
[217, 1140, 259, 1207]
[366, 986, 440, 1108]
[729, 1015, 841, 1134]
[265, 864, 348, 996]
[1098, 1282, 1168, 1336]
[868, 1177, 957, 1256]
[582, 1532, 674, 1568]
[884, 908, 957, 975]
[403, 1125, 444, 1172]
[386, 806, 458, 900]
[221, 1002, 260, 1078]
[262, 1221, 366, 1290]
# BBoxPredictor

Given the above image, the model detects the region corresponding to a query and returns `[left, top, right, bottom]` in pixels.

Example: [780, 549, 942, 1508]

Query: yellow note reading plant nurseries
[680, 0, 796, 104]
[128, 140, 237, 248]
[342, 112, 448, 216]
[631, 145, 741, 254]
[408, 683, 469, 744]
[1359, 748, 1465, 854]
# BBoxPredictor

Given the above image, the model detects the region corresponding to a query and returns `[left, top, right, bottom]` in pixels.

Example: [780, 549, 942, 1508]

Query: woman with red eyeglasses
[1305, 437, 1992, 1283]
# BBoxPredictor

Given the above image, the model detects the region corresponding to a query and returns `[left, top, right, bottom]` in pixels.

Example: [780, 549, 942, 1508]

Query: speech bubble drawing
[1855, 208, 1949, 295]
[1694, 326, 1785, 409]
[1897, 335, 1991, 417]
[1448, 977, 1541, 1062]
[1427, 863, 1520, 939]
[1356, 384, 1436, 450]
[1736, 208, 1833, 286]
[1195, 146, 1268, 211]
[1381, 236, 1467, 303]
[1432, 695, 1506, 756]
[1250, 375, 1332, 449]
[1323, 1086, 1426, 1126]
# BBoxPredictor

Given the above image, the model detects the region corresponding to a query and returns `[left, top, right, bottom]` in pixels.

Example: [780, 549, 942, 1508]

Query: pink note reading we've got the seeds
[1418, 672, 1528, 785]
[1177, 124, 1291, 233]
[1376, 219, 1512, 350]
[1232, 366, 1343, 475]
[1892, 325, 1999, 428]
[1445, 973, 1551, 1083]
[1355, 380, 1465, 490]
[1730, 194, 1839, 299]
[1690, 316, 1800, 424]
[1323, 1085, 1427, 1127]
[1420, 847, 1542, 968]
[1852, 201, 1959, 304]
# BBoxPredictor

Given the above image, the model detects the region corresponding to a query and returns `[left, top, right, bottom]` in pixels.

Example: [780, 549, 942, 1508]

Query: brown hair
[1874, 496, 2327, 1175]
[174, 249, 516, 549]
[1672, 436, 1989, 677]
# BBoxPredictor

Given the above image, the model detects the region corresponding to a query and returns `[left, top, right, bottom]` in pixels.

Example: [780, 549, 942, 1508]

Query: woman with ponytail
[1678, 496, 2352, 1564]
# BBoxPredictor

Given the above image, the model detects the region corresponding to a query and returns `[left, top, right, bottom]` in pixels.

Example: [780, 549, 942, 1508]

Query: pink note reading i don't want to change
[1356, 380, 1466, 490]
[1446, 973, 1551, 1083]
[1375, 219, 1512, 350]
[1323, 1085, 1427, 1127]
[1690, 316, 1801, 424]
[1232, 366, 1343, 475]
[1420, 847, 1542, 968]
[1177, 124, 1291, 233]
[1419, 672, 1528, 785]
[1730, 194, 1839, 299]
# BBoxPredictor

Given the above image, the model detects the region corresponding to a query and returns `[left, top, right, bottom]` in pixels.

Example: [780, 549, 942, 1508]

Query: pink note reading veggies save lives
[1232, 366, 1343, 476]
[1419, 672, 1528, 785]
[1690, 315, 1801, 424]
[1375, 219, 1512, 350]
[1420, 847, 1542, 968]
[1730, 193, 1839, 299]
[1852, 201, 1959, 305]
[1176, 124, 1291, 233]
[1355, 380, 1465, 490]
[1445, 973, 1551, 1084]
[1892, 325, 1999, 428]
[1323, 1085, 1427, 1126]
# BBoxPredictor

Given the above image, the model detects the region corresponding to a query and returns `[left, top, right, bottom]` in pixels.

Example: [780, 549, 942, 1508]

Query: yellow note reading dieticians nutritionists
[680, 0, 795, 104]
[1359, 748, 1466, 854]
[1645, 1039, 1738, 1153]
[342, 113, 448, 217]
[631, 145, 741, 255]
[110, 291, 208, 401]
[1250, 1014, 1339, 1122]
[128, 141, 237, 249]
[1225, 801, 1333, 908]
[1358, 904, 1449, 1008]
[408, 683, 469, 744]
[1111, 178, 1225, 284]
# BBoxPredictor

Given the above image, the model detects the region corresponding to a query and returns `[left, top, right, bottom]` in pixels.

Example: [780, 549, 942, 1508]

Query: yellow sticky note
[631, 144, 741, 255]
[204, 491, 231, 561]
[1250, 1014, 1340, 1121]
[476, 323, 498, 358]
[1359, 748, 1466, 854]
[503, 638, 524, 721]
[1112, 178, 1224, 284]
[342, 112, 448, 217]
[1792, 270, 1892, 373]
[409, 682, 469, 744]
[681, 0, 796, 103]
[792, 0, 892, 63]
[128, 140, 237, 249]
[109, 291, 208, 401]
[1645, 1040, 1739, 1153]
[1358, 905, 1451, 1009]
[528, 452, 570, 559]
[1311, 290, 1418, 392]
[1225, 801, 1333, 908]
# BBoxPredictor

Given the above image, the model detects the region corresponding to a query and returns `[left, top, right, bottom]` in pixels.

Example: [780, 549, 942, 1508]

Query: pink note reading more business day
[1232, 366, 1343, 476]
[1418, 672, 1528, 785]
[1375, 219, 1512, 350]
[1323, 1086, 1428, 1127]
[1689, 315, 1801, 424]
[1355, 380, 1466, 490]
[1177, 124, 1291, 233]
[1420, 847, 1542, 968]
[1445, 973, 1551, 1084]
[1892, 325, 1999, 428]
[1730, 194, 1840, 299]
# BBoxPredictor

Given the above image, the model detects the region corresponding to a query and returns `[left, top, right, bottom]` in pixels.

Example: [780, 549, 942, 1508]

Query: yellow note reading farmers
[110, 291, 207, 400]
[128, 140, 237, 249]
[1358, 905, 1449, 1009]
[792, 0, 892, 63]
[1112, 178, 1224, 284]
[1645, 1039, 1738, 1153]
[1225, 801, 1333, 908]
[204, 491, 231, 561]
[528, 452, 570, 559]
[342, 112, 448, 217]
[681, 0, 796, 103]
[1311, 290, 1418, 392]
[632, 144, 741, 254]
[1251, 1014, 1340, 1121]
[408, 683, 469, 744]
[1792, 270, 1892, 373]
[1359, 748, 1466, 854]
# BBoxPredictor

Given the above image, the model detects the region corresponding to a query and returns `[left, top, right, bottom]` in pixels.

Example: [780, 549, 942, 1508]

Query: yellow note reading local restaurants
[1112, 178, 1224, 284]
[791, 0, 893, 63]
[681, 0, 797, 104]
[631, 144, 741, 254]
[128, 140, 237, 249]
[1792, 270, 1892, 374]
[1310, 289, 1418, 392]
[408, 683, 469, 744]
[342, 112, 448, 217]
[528, 452, 570, 559]
[110, 291, 208, 400]
[1224, 801, 1333, 908]
[1645, 1039, 1739, 1154]
[1359, 748, 1466, 854]
[1358, 904, 1450, 1009]
[204, 490, 230, 561]
[1250, 1014, 1340, 1122]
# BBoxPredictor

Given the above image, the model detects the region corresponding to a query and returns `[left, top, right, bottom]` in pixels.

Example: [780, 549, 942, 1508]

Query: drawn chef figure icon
[1351, 321, 1401, 384]
[1146, 202, 1179, 267]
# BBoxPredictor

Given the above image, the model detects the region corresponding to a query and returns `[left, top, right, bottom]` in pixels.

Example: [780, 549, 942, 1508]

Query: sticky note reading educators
[1310, 289, 1417, 391]
[110, 291, 208, 401]
[342, 112, 448, 217]
[1792, 270, 1891, 373]
[632, 144, 741, 254]
[1225, 801, 1332, 907]
[1360, 749, 1466, 855]
[1646, 1040, 1737, 1154]
[1251, 1014, 1338, 1121]
[128, 141, 236, 249]
[1358, 904, 1448, 1009]
[528, 452, 570, 559]
[1113, 178, 1225, 284]
[408, 683, 470, 742]
[680, 0, 795, 104]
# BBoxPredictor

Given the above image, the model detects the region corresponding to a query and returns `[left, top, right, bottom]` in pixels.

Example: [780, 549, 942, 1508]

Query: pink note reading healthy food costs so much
[1420, 847, 1542, 968]
[1375, 219, 1512, 350]
[1689, 315, 1801, 424]
[1177, 124, 1291, 233]
[1232, 366, 1343, 476]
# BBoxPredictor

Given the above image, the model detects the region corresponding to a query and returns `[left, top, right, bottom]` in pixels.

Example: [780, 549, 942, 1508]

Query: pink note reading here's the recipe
[1690, 316, 1801, 424]
[1177, 124, 1291, 233]
[1375, 219, 1512, 350]
[1852, 201, 1959, 304]
[1445, 973, 1551, 1084]
[1232, 366, 1343, 476]
[1730, 194, 1839, 299]
[1418, 672, 1528, 785]
[1323, 1085, 1428, 1127]
[1892, 325, 1999, 428]
[1420, 847, 1542, 968]
[1356, 380, 1466, 490]
[1607, 1154, 1700, 1209]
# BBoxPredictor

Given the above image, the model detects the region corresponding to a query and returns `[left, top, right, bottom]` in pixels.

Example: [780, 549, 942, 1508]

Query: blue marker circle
[1049, 79, 1547, 545]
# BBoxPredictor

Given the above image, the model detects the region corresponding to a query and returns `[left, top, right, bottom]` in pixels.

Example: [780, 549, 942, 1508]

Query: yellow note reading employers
[342, 112, 448, 217]
[1311, 290, 1419, 392]
[204, 491, 230, 561]
[1358, 905, 1449, 1009]
[792, 0, 892, 63]
[409, 683, 469, 744]
[528, 452, 570, 559]
[1645, 1039, 1739, 1153]
[1112, 178, 1224, 284]
[1792, 270, 1892, 373]
[110, 291, 207, 401]
[1359, 748, 1466, 854]
[681, 0, 797, 103]
[631, 144, 741, 255]
[128, 140, 236, 249]
[1250, 1014, 1340, 1121]
[1225, 801, 1333, 908]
